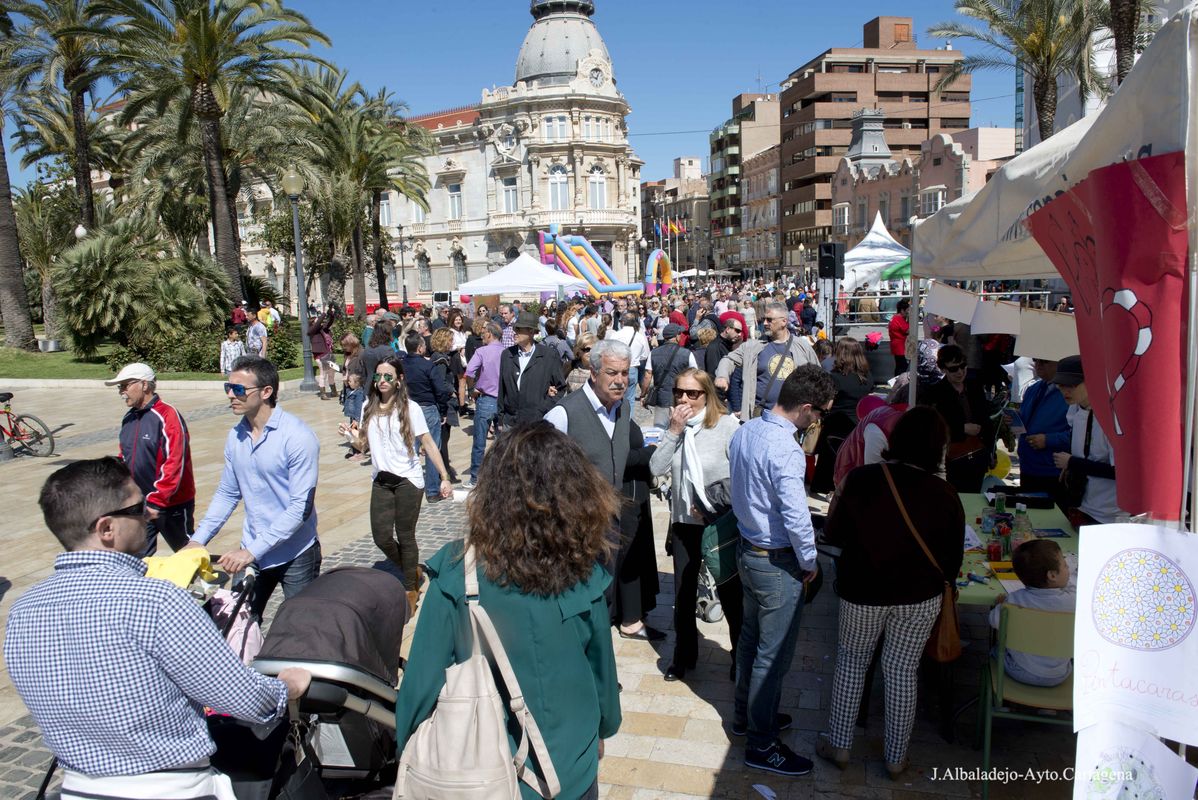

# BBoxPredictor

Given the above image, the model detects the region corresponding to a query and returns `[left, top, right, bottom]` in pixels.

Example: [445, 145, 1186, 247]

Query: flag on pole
[679, 217, 688, 235]
[653, 219, 660, 238]
[668, 219, 679, 235]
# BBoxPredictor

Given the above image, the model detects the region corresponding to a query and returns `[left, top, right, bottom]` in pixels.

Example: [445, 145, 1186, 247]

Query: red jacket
[888, 313, 910, 356]
[833, 405, 905, 490]
[118, 396, 196, 509]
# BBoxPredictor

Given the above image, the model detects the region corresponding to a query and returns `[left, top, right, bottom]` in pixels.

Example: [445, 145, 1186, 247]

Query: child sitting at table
[990, 539, 1075, 686]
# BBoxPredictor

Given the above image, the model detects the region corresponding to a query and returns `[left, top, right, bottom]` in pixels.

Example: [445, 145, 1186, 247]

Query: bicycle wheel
[12, 413, 54, 457]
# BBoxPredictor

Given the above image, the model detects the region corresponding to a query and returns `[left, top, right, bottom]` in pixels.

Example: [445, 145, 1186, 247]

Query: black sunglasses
[672, 388, 704, 400]
[90, 500, 146, 531]
[224, 383, 263, 398]
[582, 347, 593, 353]
[943, 364, 967, 373]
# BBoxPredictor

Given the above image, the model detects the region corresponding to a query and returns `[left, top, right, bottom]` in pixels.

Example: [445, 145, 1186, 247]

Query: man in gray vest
[545, 339, 663, 641]
[646, 324, 697, 427]
[716, 302, 819, 421]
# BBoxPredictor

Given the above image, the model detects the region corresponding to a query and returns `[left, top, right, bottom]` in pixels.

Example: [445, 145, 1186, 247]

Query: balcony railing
[535, 209, 636, 227]
[487, 212, 524, 228]
[447, 219, 463, 232]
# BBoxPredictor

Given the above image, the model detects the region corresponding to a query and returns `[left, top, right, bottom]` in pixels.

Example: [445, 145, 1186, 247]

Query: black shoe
[618, 625, 666, 641]
[731, 713, 793, 738]
[744, 741, 812, 777]
[664, 664, 686, 682]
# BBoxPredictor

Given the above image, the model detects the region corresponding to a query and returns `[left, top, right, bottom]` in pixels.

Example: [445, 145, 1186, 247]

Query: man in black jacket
[402, 332, 451, 502]
[498, 311, 567, 427]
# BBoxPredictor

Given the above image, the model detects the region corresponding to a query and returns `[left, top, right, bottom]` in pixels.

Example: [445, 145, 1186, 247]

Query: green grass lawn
[0, 347, 304, 382]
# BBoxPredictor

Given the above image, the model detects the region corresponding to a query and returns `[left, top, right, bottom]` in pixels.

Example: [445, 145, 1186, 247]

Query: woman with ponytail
[350, 354, 452, 610]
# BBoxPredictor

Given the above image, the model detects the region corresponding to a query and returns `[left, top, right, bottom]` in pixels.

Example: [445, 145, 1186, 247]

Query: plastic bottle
[994, 493, 1007, 514]
[980, 507, 997, 536]
[1013, 504, 1033, 548]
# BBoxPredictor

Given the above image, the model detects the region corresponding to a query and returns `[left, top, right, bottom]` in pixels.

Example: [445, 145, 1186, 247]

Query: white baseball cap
[104, 362, 157, 386]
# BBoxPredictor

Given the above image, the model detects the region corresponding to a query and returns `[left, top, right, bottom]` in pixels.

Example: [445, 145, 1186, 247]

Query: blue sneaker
[744, 741, 812, 777]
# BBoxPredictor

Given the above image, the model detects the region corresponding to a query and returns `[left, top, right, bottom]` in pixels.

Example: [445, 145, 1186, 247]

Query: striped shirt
[4, 551, 287, 776]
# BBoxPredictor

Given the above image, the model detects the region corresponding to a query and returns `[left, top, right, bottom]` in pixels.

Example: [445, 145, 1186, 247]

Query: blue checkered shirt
[4, 550, 288, 776]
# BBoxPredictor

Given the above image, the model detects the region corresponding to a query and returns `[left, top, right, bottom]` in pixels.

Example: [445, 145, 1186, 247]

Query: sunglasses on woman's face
[672, 388, 704, 400]
[374, 373, 398, 384]
[943, 364, 967, 373]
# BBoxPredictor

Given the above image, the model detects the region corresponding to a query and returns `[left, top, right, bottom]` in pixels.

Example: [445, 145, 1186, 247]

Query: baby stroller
[251, 567, 408, 787]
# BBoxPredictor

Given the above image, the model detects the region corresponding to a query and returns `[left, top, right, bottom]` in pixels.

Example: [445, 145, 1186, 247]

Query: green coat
[394, 541, 622, 799]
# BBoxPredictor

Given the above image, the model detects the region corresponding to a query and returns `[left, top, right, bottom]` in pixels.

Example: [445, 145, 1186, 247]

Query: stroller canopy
[257, 566, 408, 686]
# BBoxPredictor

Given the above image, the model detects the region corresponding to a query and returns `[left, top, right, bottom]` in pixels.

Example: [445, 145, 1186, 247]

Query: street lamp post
[281, 167, 317, 393]
[396, 223, 409, 307]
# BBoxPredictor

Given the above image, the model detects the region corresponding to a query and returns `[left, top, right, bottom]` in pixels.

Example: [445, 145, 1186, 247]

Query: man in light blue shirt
[189, 356, 321, 618]
[729, 364, 835, 777]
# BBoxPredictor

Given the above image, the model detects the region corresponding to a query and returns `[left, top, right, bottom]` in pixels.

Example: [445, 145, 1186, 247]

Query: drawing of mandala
[1085, 749, 1165, 800]
[1092, 548, 1196, 651]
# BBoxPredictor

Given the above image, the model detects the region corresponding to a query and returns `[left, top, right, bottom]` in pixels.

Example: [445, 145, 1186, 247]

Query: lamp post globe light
[281, 166, 318, 393]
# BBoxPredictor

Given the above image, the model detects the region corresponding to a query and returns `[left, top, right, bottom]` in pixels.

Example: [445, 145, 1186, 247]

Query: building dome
[515, 0, 610, 85]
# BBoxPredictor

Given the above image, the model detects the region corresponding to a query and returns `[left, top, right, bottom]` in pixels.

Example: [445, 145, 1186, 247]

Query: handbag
[395, 545, 560, 799]
[1063, 410, 1094, 509]
[881, 463, 962, 663]
[701, 511, 740, 586]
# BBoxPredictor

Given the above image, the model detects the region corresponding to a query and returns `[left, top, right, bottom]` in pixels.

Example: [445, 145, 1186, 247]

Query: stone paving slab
[0, 387, 1083, 798]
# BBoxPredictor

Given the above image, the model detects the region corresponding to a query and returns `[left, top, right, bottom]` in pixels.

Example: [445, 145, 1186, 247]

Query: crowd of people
[4, 276, 1104, 797]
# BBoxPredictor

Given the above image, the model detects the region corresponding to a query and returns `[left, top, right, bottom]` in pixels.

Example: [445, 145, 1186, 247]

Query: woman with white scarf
[649, 368, 743, 682]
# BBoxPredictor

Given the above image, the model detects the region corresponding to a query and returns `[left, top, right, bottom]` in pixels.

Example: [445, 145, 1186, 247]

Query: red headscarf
[719, 311, 749, 342]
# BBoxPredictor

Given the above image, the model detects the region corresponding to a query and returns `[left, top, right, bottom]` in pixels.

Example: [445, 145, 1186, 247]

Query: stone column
[572, 148, 585, 210]
[529, 156, 540, 211]
[616, 156, 627, 206]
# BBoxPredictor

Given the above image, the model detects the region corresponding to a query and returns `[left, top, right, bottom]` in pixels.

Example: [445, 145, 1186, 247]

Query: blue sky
[4, 0, 1017, 187]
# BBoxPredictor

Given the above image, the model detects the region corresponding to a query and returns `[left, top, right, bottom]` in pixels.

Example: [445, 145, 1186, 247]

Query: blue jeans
[420, 403, 442, 498]
[624, 366, 639, 405]
[251, 540, 322, 619]
[470, 394, 498, 481]
[734, 540, 808, 751]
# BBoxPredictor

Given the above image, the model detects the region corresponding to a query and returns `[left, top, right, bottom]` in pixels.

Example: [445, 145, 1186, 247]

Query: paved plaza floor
[0, 384, 1077, 798]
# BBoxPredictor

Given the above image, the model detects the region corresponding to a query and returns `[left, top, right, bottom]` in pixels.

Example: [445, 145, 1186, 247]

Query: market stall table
[957, 494, 1078, 606]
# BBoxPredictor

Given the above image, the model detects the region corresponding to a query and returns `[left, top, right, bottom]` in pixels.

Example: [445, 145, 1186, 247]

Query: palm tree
[0, 10, 38, 350]
[92, 0, 330, 305]
[6, 0, 109, 229]
[929, 0, 1105, 141]
[1104, 0, 1162, 86]
[13, 89, 125, 195]
[14, 183, 76, 340]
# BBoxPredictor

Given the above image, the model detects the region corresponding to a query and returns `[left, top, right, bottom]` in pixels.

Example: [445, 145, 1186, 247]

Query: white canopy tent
[675, 268, 736, 279]
[841, 212, 910, 291]
[458, 252, 589, 295]
[905, 3, 1198, 523]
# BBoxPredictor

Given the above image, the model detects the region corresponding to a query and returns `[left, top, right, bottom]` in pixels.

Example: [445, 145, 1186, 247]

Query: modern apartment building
[640, 157, 710, 275]
[778, 16, 971, 270]
[709, 93, 779, 273]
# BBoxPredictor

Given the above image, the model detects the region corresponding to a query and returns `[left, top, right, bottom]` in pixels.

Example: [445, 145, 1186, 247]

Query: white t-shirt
[608, 327, 652, 368]
[362, 399, 430, 488]
[1069, 405, 1121, 523]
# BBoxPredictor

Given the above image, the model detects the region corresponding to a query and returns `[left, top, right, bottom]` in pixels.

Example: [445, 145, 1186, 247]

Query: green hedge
[106, 321, 302, 374]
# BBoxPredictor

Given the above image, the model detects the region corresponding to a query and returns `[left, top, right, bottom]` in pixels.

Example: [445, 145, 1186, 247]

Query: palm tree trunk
[197, 110, 244, 305]
[0, 139, 36, 350]
[1111, 0, 1141, 85]
[351, 222, 366, 320]
[41, 274, 61, 341]
[1033, 76, 1058, 142]
[69, 86, 96, 229]
[372, 190, 390, 310]
[326, 246, 347, 312]
[197, 222, 212, 256]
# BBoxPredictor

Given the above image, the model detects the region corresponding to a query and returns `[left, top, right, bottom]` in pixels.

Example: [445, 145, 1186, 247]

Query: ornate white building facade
[241, 0, 642, 305]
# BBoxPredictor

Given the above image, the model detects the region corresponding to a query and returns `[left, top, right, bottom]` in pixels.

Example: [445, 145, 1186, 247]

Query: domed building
[387, 0, 644, 298]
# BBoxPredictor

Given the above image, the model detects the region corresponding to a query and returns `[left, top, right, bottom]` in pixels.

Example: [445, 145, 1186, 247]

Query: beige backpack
[394, 546, 561, 799]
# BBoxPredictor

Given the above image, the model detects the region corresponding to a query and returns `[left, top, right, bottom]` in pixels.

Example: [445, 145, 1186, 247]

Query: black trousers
[670, 522, 743, 671]
[370, 477, 424, 589]
[142, 500, 195, 557]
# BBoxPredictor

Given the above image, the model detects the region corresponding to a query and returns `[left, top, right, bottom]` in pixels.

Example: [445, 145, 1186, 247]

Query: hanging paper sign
[1014, 309, 1081, 361]
[923, 281, 979, 323]
[1074, 721, 1198, 800]
[1074, 524, 1198, 745]
[970, 298, 1022, 334]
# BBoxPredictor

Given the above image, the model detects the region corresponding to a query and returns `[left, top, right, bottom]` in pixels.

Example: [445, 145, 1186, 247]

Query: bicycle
[0, 392, 55, 457]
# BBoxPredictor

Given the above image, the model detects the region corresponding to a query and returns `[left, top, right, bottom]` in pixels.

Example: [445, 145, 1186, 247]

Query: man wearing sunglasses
[188, 356, 322, 619]
[715, 302, 819, 421]
[6, 457, 311, 795]
[105, 362, 196, 558]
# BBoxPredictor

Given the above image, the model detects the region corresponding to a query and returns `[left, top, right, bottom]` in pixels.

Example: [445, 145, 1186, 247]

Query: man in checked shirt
[4, 457, 311, 798]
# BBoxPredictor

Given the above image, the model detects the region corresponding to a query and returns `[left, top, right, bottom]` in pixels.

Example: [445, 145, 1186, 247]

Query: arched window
[548, 165, 569, 211]
[505, 247, 521, 261]
[417, 254, 432, 292]
[452, 251, 467, 286]
[587, 165, 606, 210]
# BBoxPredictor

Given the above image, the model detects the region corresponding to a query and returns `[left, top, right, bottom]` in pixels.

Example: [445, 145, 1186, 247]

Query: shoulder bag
[395, 545, 560, 799]
[881, 464, 961, 663]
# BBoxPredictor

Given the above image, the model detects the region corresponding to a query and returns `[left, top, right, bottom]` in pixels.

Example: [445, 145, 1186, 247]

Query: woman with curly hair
[344, 355, 452, 610]
[567, 332, 599, 393]
[428, 327, 462, 483]
[395, 422, 623, 799]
